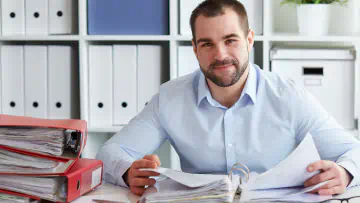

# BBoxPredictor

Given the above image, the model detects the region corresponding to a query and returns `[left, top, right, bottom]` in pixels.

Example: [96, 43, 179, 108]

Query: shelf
[88, 126, 124, 133]
[269, 33, 359, 42]
[85, 35, 172, 41]
[175, 35, 266, 42]
[0, 35, 80, 41]
[2, 34, 357, 43]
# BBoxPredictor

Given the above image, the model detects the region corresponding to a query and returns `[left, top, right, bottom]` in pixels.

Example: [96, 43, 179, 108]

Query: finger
[308, 160, 334, 173]
[304, 169, 337, 187]
[130, 177, 156, 187]
[143, 154, 161, 166]
[133, 169, 160, 177]
[307, 179, 341, 194]
[318, 186, 345, 196]
[131, 186, 146, 196]
[132, 159, 158, 169]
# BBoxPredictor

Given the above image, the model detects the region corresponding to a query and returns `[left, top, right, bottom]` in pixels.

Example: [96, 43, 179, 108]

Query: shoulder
[158, 70, 200, 104]
[258, 67, 306, 100]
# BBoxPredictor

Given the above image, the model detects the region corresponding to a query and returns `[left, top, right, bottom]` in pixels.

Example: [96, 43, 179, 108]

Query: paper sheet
[0, 127, 66, 156]
[139, 178, 237, 203]
[241, 133, 332, 202]
[245, 133, 321, 190]
[141, 167, 230, 188]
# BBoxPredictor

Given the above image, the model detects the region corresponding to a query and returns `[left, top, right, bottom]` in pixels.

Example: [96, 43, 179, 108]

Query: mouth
[213, 64, 233, 70]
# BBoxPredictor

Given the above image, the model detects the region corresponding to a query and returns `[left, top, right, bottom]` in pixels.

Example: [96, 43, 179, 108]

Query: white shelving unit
[3, 0, 359, 169]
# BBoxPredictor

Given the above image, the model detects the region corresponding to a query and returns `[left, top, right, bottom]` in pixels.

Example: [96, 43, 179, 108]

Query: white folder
[0, 2, 2, 36]
[2, 0, 25, 35]
[25, 0, 48, 35]
[24, 46, 47, 118]
[48, 45, 74, 119]
[178, 46, 199, 77]
[89, 45, 113, 126]
[240, 0, 263, 35]
[49, 0, 73, 34]
[250, 47, 255, 64]
[113, 45, 137, 125]
[137, 45, 162, 113]
[179, 0, 203, 36]
[1, 45, 25, 116]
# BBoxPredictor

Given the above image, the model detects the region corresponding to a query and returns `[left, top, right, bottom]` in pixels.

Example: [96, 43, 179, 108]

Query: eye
[201, 42, 213, 47]
[225, 39, 236, 44]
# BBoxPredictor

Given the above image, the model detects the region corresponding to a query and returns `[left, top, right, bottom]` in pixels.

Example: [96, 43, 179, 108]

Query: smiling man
[97, 0, 360, 196]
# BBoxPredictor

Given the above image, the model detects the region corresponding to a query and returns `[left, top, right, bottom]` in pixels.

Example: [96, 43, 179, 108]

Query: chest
[164, 103, 297, 172]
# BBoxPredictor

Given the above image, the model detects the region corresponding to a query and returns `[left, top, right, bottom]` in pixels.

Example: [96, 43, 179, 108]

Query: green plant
[281, 0, 348, 5]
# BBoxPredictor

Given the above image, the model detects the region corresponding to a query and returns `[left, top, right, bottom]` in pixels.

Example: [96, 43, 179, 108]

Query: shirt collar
[196, 63, 258, 107]
[197, 71, 211, 106]
[241, 62, 257, 105]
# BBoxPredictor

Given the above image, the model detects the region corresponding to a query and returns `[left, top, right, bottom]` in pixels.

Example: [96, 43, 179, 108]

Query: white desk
[72, 182, 360, 203]
[71, 183, 140, 203]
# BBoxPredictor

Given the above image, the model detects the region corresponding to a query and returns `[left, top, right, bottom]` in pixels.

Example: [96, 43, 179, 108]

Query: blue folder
[88, 0, 169, 35]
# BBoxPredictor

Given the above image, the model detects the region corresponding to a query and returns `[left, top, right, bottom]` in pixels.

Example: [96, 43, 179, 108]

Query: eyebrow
[196, 38, 212, 45]
[222, 33, 241, 39]
[196, 33, 241, 45]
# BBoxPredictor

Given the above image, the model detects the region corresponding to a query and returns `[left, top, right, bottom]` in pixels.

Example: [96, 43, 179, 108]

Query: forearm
[336, 147, 360, 188]
[96, 143, 139, 187]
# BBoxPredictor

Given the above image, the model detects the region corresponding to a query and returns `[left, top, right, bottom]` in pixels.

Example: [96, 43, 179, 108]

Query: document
[140, 133, 335, 203]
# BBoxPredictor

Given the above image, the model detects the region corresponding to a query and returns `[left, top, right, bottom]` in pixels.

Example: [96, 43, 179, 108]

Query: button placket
[224, 109, 236, 172]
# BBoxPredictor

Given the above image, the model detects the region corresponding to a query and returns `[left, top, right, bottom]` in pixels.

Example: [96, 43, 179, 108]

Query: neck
[207, 65, 250, 108]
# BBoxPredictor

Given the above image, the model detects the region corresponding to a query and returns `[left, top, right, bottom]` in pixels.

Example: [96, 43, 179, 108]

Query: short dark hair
[190, 0, 249, 43]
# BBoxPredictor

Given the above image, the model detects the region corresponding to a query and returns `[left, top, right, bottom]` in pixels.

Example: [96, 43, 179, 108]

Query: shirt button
[227, 143, 233, 147]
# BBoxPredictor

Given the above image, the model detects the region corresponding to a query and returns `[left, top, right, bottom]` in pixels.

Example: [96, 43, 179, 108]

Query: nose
[213, 44, 228, 61]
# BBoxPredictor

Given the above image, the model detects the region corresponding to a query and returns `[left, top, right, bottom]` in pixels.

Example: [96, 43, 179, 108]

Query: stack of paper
[0, 176, 66, 202]
[0, 127, 66, 156]
[140, 134, 336, 203]
[0, 148, 72, 174]
[238, 134, 332, 202]
[0, 193, 39, 203]
[139, 167, 240, 203]
[0, 115, 102, 203]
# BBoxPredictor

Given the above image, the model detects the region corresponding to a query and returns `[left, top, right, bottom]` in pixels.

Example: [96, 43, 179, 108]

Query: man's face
[192, 9, 252, 87]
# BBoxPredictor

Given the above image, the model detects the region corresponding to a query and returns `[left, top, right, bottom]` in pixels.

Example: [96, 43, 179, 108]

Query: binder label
[91, 167, 102, 188]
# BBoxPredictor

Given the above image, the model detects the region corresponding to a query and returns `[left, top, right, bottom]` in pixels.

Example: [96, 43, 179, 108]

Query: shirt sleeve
[96, 93, 168, 187]
[290, 82, 360, 188]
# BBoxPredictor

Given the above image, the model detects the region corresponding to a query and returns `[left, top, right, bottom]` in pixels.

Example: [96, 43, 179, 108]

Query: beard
[201, 56, 249, 87]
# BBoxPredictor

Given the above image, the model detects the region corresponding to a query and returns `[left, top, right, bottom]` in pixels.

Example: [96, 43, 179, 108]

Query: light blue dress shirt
[97, 63, 360, 188]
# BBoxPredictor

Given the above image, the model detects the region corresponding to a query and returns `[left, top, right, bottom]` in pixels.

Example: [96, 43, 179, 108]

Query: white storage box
[270, 48, 356, 130]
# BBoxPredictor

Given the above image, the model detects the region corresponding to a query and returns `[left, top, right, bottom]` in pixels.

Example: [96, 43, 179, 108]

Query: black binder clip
[66, 131, 81, 154]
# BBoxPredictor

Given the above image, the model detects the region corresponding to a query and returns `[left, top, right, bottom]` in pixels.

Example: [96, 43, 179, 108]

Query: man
[97, 0, 360, 197]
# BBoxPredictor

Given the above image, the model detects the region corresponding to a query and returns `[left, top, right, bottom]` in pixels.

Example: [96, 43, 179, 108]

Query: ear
[247, 29, 255, 53]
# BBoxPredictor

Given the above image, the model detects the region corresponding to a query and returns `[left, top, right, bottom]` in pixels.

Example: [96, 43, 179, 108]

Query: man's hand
[125, 154, 161, 196]
[304, 160, 352, 196]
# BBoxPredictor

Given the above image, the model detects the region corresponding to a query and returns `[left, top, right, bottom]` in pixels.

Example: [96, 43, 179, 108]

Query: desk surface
[72, 182, 360, 203]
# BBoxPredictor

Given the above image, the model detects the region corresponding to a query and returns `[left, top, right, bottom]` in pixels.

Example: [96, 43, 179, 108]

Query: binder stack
[88, 44, 164, 127]
[1, 0, 75, 36]
[0, 44, 79, 119]
[0, 114, 103, 203]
